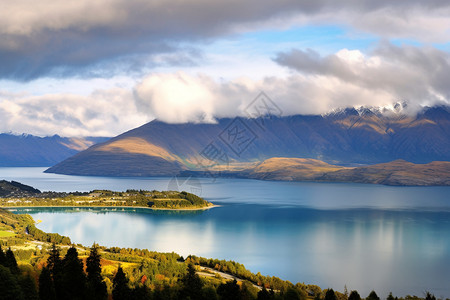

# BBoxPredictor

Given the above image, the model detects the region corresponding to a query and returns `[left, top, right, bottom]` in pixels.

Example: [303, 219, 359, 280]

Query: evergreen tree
[285, 287, 302, 300]
[366, 291, 380, 300]
[180, 263, 204, 300]
[0, 265, 24, 300]
[61, 246, 87, 300]
[19, 275, 39, 300]
[425, 292, 436, 300]
[46, 243, 63, 299]
[5, 247, 20, 274]
[257, 287, 275, 300]
[348, 290, 361, 300]
[112, 266, 131, 300]
[86, 244, 107, 300]
[325, 289, 337, 300]
[203, 286, 219, 300]
[217, 279, 241, 300]
[39, 267, 56, 300]
[132, 285, 152, 300]
[386, 292, 395, 300]
[0, 244, 6, 266]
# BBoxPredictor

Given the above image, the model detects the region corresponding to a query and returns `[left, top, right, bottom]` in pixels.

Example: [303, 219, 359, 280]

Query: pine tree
[61, 246, 87, 300]
[39, 267, 56, 300]
[180, 263, 204, 300]
[387, 292, 395, 300]
[325, 289, 337, 300]
[0, 244, 6, 266]
[112, 266, 131, 300]
[425, 292, 436, 300]
[0, 265, 24, 300]
[19, 275, 39, 300]
[46, 243, 63, 299]
[348, 290, 361, 300]
[86, 243, 107, 300]
[285, 287, 302, 300]
[217, 279, 241, 300]
[257, 287, 273, 300]
[5, 248, 19, 275]
[366, 291, 380, 300]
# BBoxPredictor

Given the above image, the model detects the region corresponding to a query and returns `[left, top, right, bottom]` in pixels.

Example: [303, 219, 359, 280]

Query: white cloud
[2, 42, 449, 136]
[0, 0, 449, 80]
[0, 88, 148, 136]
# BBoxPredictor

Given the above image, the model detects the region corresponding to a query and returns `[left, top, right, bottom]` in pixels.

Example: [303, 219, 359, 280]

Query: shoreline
[2, 204, 220, 211]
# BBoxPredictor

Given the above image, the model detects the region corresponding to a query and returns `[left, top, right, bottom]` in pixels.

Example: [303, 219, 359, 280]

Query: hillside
[45, 106, 450, 183]
[0, 134, 109, 167]
[240, 158, 450, 186]
[0, 180, 41, 197]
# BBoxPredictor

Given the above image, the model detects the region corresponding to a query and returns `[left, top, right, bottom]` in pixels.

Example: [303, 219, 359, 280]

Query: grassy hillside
[242, 158, 450, 186]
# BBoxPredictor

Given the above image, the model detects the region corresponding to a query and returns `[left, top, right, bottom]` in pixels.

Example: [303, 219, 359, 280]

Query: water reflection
[13, 205, 450, 297]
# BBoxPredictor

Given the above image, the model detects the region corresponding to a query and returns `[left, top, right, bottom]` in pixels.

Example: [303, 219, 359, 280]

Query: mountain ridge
[45, 105, 450, 185]
[0, 134, 110, 167]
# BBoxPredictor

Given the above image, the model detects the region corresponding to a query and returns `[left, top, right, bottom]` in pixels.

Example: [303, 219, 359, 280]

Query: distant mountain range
[44, 105, 450, 185]
[0, 134, 109, 167]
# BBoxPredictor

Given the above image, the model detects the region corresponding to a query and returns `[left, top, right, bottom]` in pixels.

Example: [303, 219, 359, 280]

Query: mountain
[239, 158, 450, 186]
[45, 106, 450, 184]
[0, 134, 110, 167]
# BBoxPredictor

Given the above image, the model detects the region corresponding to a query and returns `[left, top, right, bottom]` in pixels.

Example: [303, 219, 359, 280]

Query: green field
[0, 230, 16, 237]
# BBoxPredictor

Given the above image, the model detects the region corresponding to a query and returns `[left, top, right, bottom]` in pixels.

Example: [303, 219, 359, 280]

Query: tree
[387, 292, 395, 300]
[366, 291, 380, 300]
[285, 287, 302, 300]
[325, 289, 337, 300]
[0, 265, 24, 300]
[5, 248, 19, 275]
[257, 287, 274, 300]
[46, 243, 63, 299]
[61, 246, 86, 300]
[39, 267, 56, 300]
[217, 279, 241, 300]
[0, 244, 6, 266]
[112, 266, 131, 300]
[19, 275, 39, 300]
[348, 290, 361, 300]
[180, 263, 204, 300]
[425, 292, 436, 300]
[86, 244, 107, 300]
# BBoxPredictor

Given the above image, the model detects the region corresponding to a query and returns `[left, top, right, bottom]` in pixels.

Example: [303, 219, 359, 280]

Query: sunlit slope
[244, 158, 450, 186]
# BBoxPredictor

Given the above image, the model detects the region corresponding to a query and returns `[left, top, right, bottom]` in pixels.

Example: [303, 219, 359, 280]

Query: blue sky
[0, 0, 449, 136]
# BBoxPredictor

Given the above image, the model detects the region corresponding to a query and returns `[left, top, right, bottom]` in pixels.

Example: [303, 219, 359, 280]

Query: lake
[2, 167, 450, 298]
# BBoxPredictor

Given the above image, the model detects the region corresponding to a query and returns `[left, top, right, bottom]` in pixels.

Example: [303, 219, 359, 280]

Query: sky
[1, 0, 449, 137]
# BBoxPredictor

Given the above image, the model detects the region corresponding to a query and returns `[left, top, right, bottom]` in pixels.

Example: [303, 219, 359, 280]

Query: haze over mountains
[44, 105, 450, 185]
[0, 134, 109, 167]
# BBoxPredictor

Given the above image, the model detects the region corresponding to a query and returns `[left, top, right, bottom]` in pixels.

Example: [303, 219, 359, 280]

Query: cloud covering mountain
[1, 1, 449, 136]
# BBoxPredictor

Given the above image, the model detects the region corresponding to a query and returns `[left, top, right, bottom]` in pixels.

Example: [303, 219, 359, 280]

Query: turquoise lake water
[2, 167, 450, 298]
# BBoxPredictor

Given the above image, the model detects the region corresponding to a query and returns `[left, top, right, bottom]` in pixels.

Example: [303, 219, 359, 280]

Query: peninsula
[0, 180, 213, 210]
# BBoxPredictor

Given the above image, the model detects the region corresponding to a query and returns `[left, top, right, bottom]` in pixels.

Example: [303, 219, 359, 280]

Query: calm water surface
[2, 167, 450, 297]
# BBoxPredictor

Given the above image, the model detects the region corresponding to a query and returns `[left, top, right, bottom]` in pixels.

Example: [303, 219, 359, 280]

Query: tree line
[0, 243, 445, 300]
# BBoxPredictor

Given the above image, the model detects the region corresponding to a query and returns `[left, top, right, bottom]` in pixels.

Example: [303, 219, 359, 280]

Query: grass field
[0, 230, 16, 238]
